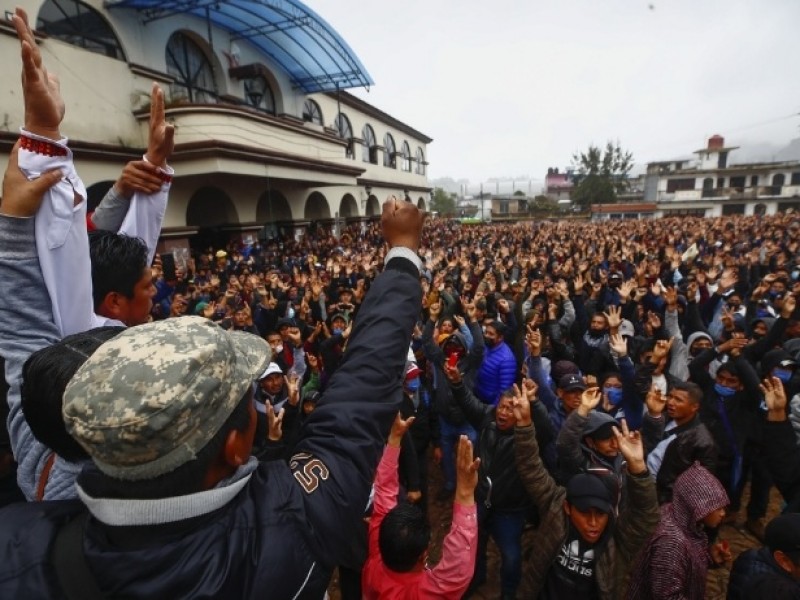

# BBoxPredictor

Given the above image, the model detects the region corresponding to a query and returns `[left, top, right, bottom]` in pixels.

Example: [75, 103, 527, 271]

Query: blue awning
[105, 0, 373, 93]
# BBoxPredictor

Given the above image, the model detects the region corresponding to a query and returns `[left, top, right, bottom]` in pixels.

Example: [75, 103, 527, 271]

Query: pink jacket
[361, 445, 477, 599]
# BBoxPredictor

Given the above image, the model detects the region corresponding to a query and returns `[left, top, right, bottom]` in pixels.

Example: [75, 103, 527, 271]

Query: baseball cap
[258, 362, 283, 380]
[566, 473, 614, 515]
[619, 319, 635, 338]
[559, 373, 587, 392]
[765, 513, 800, 554]
[63, 316, 271, 481]
[583, 412, 618, 441]
[215, 250, 227, 258]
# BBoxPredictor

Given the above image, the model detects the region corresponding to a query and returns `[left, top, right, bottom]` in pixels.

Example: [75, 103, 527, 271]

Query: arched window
[166, 32, 218, 104]
[384, 133, 396, 168]
[416, 147, 426, 175]
[401, 141, 412, 172]
[302, 99, 323, 125]
[335, 113, 354, 159]
[243, 76, 275, 114]
[362, 124, 377, 164]
[37, 0, 125, 60]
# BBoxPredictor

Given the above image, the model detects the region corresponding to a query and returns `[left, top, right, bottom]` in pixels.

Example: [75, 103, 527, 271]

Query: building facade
[645, 135, 800, 218]
[0, 0, 432, 251]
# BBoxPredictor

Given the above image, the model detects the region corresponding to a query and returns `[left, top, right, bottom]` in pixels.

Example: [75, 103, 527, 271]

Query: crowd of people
[1, 6, 800, 600]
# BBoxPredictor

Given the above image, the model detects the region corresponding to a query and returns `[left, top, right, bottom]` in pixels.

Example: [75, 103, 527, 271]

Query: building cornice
[326, 90, 433, 144]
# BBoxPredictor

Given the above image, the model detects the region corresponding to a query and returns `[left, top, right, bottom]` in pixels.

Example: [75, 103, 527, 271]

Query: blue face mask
[405, 377, 421, 392]
[773, 368, 793, 383]
[714, 382, 737, 397]
[604, 387, 623, 406]
[332, 327, 343, 336]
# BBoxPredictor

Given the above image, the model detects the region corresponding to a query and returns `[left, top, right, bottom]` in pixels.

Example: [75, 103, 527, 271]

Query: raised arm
[291, 199, 423, 570]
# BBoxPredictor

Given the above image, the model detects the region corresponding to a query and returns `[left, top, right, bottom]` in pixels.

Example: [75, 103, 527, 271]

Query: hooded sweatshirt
[625, 462, 729, 600]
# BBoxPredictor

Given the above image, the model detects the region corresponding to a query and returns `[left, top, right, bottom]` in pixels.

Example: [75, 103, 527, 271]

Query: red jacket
[362, 445, 477, 599]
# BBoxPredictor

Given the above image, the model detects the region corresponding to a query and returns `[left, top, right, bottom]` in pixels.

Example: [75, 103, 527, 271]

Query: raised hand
[760, 376, 787, 420]
[651, 337, 673, 362]
[14, 8, 63, 139]
[664, 286, 678, 309]
[443, 360, 462, 384]
[455, 435, 480, 506]
[388, 411, 415, 447]
[577, 386, 602, 417]
[645, 384, 666, 417]
[511, 393, 532, 427]
[266, 403, 285, 442]
[285, 373, 300, 406]
[612, 420, 646, 475]
[781, 294, 797, 319]
[603, 304, 622, 331]
[145, 82, 174, 168]
[112, 160, 164, 199]
[618, 279, 635, 301]
[526, 327, 542, 357]
[382, 196, 424, 252]
[0, 144, 62, 217]
[609, 332, 628, 357]
[521, 378, 538, 404]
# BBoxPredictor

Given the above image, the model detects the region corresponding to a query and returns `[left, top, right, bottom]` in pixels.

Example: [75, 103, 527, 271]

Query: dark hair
[671, 380, 703, 405]
[21, 327, 124, 462]
[716, 362, 741, 380]
[83, 389, 254, 500]
[88, 230, 149, 310]
[599, 371, 621, 387]
[379, 503, 431, 572]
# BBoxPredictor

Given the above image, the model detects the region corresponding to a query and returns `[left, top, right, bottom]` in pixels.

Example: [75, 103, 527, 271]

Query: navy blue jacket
[0, 257, 421, 599]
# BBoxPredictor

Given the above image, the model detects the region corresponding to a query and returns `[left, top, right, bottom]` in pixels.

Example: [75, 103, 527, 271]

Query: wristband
[18, 135, 67, 157]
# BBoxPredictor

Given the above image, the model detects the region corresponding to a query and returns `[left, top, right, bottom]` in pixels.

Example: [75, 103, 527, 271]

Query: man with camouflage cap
[0, 145, 424, 599]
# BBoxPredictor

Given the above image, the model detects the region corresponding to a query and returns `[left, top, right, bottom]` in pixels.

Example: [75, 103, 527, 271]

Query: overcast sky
[315, 0, 800, 185]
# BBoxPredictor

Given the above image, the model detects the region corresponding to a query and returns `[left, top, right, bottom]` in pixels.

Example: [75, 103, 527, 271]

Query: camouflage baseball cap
[63, 316, 270, 481]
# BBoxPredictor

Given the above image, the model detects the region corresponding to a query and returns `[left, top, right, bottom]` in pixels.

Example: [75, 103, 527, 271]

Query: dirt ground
[327, 450, 777, 599]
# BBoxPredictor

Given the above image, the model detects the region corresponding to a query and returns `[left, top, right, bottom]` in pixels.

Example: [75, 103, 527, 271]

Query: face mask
[332, 328, 343, 336]
[604, 387, 623, 406]
[287, 307, 295, 318]
[274, 344, 283, 354]
[588, 330, 605, 339]
[714, 382, 736, 397]
[773, 368, 793, 383]
[405, 377, 421, 392]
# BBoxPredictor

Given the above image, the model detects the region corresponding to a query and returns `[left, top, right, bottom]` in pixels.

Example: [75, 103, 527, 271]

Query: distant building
[644, 135, 800, 218]
[545, 167, 574, 203]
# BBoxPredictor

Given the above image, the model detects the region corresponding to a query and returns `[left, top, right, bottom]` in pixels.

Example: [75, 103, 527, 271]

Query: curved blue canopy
[106, 0, 373, 93]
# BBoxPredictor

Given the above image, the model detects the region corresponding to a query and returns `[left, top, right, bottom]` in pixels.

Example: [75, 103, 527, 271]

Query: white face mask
[274, 344, 284, 354]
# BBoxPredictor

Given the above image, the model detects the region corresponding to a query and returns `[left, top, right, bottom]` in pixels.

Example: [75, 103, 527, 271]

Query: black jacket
[641, 413, 718, 504]
[728, 546, 800, 600]
[763, 419, 800, 512]
[0, 256, 422, 599]
[450, 380, 553, 512]
[422, 319, 484, 425]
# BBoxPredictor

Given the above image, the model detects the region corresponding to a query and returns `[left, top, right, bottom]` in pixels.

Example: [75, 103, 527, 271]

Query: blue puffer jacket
[475, 341, 517, 405]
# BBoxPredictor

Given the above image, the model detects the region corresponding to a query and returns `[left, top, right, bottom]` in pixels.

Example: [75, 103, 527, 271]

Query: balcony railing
[661, 185, 788, 202]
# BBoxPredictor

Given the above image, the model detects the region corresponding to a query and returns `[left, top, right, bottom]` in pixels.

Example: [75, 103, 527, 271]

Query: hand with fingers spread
[603, 305, 622, 331]
[618, 279, 635, 301]
[577, 386, 602, 417]
[388, 412, 415, 448]
[266, 403, 285, 442]
[455, 435, 480, 506]
[609, 332, 628, 357]
[760, 376, 788, 421]
[612, 420, 646, 475]
[13, 8, 64, 139]
[651, 337, 673, 363]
